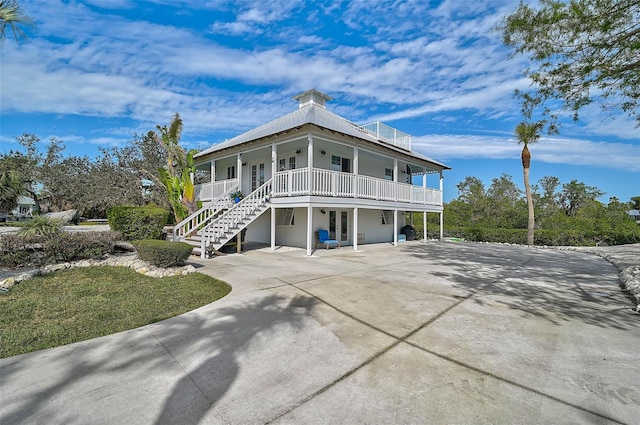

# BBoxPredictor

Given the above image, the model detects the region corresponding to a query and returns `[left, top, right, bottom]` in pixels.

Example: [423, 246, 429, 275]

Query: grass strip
[0, 266, 230, 358]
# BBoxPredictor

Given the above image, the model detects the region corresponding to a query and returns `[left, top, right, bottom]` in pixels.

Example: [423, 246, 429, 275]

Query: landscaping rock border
[0, 253, 197, 291]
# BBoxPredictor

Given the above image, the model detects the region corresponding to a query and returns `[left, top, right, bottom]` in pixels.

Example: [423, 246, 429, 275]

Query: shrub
[432, 226, 640, 246]
[44, 231, 121, 263]
[0, 231, 121, 268]
[132, 240, 193, 267]
[0, 234, 45, 268]
[107, 205, 169, 241]
[17, 216, 64, 237]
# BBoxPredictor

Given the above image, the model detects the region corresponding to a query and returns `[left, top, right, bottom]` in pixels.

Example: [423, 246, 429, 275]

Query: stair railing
[200, 179, 273, 258]
[173, 182, 238, 241]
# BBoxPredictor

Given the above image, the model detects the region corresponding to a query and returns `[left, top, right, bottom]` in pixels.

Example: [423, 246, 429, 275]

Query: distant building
[13, 196, 37, 218]
[629, 209, 640, 223]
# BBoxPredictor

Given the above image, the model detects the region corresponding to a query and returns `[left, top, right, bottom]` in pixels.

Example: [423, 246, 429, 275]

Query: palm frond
[0, 0, 35, 46]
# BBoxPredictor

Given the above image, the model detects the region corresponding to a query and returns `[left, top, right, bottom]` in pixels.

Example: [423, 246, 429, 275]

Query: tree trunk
[521, 144, 531, 168]
[523, 165, 534, 245]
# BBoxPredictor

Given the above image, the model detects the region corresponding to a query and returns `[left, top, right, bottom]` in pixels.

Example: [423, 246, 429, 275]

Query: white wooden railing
[173, 182, 238, 241]
[272, 168, 441, 205]
[195, 179, 238, 201]
[273, 168, 308, 196]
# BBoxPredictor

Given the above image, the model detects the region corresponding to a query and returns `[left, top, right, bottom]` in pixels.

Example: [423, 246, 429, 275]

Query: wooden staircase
[172, 183, 238, 242]
[182, 179, 272, 258]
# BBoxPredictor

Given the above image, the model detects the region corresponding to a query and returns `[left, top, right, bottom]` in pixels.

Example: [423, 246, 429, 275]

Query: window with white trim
[381, 210, 393, 225]
[331, 155, 351, 172]
[384, 168, 393, 181]
[276, 208, 295, 226]
[227, 165, 236, 179]
[279, 157, 296, 171]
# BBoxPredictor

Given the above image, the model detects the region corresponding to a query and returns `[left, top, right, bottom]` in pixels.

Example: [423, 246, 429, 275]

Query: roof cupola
[293, 89, 333, 109]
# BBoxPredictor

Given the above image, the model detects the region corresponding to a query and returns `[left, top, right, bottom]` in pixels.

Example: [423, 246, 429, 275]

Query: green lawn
[0, 266, 231, 358]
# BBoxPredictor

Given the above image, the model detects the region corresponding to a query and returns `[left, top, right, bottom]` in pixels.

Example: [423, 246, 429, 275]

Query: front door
[251, 162, 265, 192]
[329, 210, 349, 243]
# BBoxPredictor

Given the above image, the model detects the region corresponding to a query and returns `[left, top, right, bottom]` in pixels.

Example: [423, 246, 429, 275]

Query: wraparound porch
[195, 167, 442, 206]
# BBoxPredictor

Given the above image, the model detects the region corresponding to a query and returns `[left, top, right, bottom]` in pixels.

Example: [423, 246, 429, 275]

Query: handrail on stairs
[200, 178, 273, 258]
[173, 182, 239, 241]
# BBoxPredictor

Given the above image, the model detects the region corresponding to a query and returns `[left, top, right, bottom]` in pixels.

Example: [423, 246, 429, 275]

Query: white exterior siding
[215, 157, 237, 181]
[275, 207, 309, 248]
[359, 154, 393, 179]
[358, 209, 394, 244]
[245, 209, 271, 243]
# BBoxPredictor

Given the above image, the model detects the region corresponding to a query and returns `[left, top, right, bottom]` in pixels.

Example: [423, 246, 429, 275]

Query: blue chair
[316, 229, 340, 249]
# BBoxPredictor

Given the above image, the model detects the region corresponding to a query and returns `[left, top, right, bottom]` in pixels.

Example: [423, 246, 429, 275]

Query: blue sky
[1, 0, 638, 203]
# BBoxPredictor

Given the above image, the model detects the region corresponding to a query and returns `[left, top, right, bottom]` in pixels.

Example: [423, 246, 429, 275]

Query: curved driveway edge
[553, 244, 640, 309]
[1, 241, 638, 424]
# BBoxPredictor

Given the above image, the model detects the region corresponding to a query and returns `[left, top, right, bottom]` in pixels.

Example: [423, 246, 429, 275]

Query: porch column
[237, 152, 242, 193]
[439, 170, 443, 203]
[307, 134, 313, 194]
[211, 160, 216, 183]
[423, 211, 427, 242]
[353, 207, 359, 251]
[271, 205, 276, 251]
[423, 171, 426, 204]
[439, 171, 444, 240]
[271, 143, 277, 180]
[393, 157, 398, 201]
[353, 146, 359, 198]
[393, 209, 398, 247]
[306, 206, 313, 256]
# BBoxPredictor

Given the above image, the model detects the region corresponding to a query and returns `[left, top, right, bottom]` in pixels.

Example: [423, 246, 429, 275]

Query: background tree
[558, 179, 604, 216]
[450, 176, 488, 227]
[1, 132, 172, 218]
[499, 0, 640, 125]
[0, 0, 34, 46]
[486, 173, 526, 229]
[515, 121, 543, 245]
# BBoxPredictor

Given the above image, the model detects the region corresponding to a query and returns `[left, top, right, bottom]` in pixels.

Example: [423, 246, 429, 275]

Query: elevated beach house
[177, 89, 450, 257]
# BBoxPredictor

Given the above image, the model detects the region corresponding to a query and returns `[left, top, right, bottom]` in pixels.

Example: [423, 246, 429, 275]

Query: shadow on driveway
[402, 242, 635, 330]
[1, 294, 316, 425]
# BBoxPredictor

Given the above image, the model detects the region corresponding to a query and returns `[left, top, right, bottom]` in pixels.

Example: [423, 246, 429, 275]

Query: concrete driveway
[1, 241, 638, 424]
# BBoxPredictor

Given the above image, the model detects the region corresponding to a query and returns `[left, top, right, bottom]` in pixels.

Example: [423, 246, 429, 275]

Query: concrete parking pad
[1, 241, 638, 424]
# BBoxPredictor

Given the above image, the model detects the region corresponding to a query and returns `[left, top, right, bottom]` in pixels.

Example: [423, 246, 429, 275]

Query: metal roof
[195, 103, 450, 170]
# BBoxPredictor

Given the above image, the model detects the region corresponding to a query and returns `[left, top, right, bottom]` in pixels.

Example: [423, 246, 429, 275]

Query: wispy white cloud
[413, 134, 640, 172]
[209, 0, 304, 34]
[3, 0, 638, 159]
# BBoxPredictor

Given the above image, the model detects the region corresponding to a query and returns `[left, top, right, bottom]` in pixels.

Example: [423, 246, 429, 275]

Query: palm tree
[515, 121, 544, 245]
[0, 168, 24, 213]
[0, 0, 34, 46]
[155, 114, 200, 222]
[156, 113, 185, 177]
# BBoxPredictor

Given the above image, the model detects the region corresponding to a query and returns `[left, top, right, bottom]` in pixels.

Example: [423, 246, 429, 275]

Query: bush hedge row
[107, 205, 169, 241]
[419, 226, 640, 246]
[0, 231, 121, 268]
[131, 240, 193, 267]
